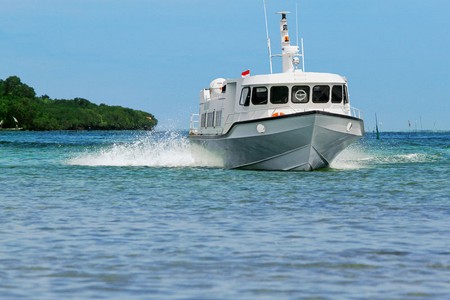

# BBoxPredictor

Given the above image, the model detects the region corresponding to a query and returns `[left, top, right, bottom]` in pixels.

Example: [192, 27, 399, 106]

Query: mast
[276, 12, 301, 73]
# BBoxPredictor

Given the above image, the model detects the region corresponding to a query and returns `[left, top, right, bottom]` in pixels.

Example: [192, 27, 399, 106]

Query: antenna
[296, 1, 305, 71]
[301, 37, 305, 71]
[263, 0, 273, 74]
[296, 1, 299, 47]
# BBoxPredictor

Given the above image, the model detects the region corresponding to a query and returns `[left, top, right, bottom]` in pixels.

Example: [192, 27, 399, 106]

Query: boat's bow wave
[330, 145, 372, 170]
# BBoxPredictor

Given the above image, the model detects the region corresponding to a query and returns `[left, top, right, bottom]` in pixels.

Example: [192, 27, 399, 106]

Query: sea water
[0, 130, 449, 299]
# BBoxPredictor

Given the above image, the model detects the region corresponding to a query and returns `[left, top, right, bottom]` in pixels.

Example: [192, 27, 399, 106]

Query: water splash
[67, 131, 222, 168]
[67, 132, 442, 170]
[330, 145, 372, 170]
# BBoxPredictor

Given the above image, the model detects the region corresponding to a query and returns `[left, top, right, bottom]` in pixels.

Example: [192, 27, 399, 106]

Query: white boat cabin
[190, 71, 360, 135]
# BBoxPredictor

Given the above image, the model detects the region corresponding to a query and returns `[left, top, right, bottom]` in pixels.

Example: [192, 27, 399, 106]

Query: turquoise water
[1, 130, 449, 299]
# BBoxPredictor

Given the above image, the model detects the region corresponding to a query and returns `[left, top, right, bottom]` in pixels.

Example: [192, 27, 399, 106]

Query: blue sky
[1, 0, 449, 131]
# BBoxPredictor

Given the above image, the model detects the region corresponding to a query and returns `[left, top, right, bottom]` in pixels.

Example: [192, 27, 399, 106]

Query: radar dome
[209, 78, 226, 97]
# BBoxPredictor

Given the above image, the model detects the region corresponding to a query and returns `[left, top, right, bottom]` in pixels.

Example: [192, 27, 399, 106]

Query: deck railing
[350, 107, 363, 119]
[189, 114, 199, 134]
[193, 105, 364, 135]
[223, 105, 364, 126]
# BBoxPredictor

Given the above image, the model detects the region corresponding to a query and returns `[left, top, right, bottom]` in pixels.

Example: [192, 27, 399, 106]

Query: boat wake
[67, 131, 223, 168]
[372, 153, 441, 164]
[331, 145, 441, 170]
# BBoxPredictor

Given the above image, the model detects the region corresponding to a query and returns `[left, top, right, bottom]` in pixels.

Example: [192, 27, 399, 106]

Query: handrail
[205, 105, 364, 135]
[350, 107, 363, 119]
[223, 105, 363, 126]
[189, 113, 199, 133]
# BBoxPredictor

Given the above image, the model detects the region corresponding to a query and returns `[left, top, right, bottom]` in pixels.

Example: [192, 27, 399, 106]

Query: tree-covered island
[0, 76, 157, 131]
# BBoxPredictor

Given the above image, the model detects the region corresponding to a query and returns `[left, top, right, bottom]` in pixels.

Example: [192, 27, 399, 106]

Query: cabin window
[312, 85, 330, 103]
[207, 111, 215, 127]
[201, 113, 207, 128]
[215, 110, 222, 127]
[239, 87, 251, 106]
[222, 85, 227, 93]
[270, 86, 289, 104]
[292, 85, 310, 103]
[252, 87, 268, 105]
[343, 85, 349, 104]
[331, 85, 343, 103]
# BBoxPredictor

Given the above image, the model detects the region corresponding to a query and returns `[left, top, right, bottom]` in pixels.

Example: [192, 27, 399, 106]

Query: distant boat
[0, 117, 23, 131]
[189, 7, 364, 171]
[0, 128, 23, 131]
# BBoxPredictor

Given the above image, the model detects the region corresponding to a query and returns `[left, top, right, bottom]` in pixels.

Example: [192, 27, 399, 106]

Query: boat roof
[228, 72, 347, 86]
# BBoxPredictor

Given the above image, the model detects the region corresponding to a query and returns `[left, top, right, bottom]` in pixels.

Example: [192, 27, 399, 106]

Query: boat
[189, 8, 364, 171]
[0, 117, 23, 131]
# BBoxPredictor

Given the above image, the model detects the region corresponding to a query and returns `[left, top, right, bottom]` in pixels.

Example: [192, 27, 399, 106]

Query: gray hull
[189, 111, 364, 171]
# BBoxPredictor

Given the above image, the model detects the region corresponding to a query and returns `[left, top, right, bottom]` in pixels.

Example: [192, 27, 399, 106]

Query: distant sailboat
[0, 116, 23, 131]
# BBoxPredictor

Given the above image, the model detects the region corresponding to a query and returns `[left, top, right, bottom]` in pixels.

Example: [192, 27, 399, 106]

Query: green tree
[0, 76, 157, 130]
[2, 76, 36, 99]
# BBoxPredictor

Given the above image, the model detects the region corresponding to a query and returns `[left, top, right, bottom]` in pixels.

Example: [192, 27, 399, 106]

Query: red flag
[241, 69, 250, 78]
